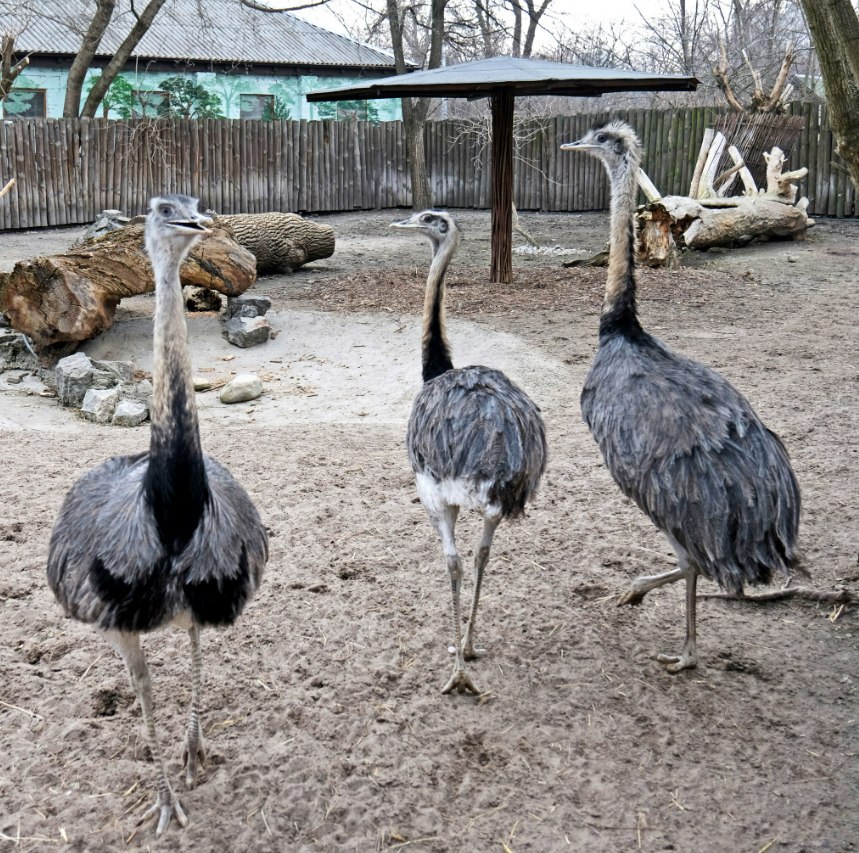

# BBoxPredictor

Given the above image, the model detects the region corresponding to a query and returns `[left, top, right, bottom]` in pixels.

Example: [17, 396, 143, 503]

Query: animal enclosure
[0, 103, 855, 231]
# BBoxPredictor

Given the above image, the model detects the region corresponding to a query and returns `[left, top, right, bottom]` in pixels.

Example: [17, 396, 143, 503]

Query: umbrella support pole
[490, 88, 514, 284]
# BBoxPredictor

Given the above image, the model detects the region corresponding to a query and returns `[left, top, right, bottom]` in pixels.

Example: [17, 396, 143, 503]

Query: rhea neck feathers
[600, 150, 644, 341]
[144, 234, 209, 554]
[421, 229, 459, 382]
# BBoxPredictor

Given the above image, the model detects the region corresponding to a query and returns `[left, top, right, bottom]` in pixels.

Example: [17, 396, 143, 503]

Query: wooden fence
[0, 102, 854, 230]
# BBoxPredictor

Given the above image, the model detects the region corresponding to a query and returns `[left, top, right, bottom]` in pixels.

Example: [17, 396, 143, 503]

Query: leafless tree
[1, 31, 28, 101]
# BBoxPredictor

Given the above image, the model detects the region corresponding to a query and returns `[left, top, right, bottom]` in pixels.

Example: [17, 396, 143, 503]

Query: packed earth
[1, 209, 857, 852]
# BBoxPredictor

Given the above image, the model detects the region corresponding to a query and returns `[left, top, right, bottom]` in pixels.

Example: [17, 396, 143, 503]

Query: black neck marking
[422, 278, 454, 382]
[599, 207, 645, 342]
[144, 373, 209, 555]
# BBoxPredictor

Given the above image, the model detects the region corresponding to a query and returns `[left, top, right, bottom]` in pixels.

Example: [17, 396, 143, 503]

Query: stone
[112, 399, 149, 427]
[220, 374, 263, 404]
[0, 329, 40, 372]
[81, 387, 120, 424]
[90, 369, 119, 389]
[222, 315, 271, 348]
[56, 352, 94, 407]
[74, 209, 131, 245]
[5, 370, 27, 384]
[194, 377, 213, 392]
[787, 255, 799, 263]
[92, 359, 134, 383]
[185, 286, 223, 313]
[225, 294, 272, 319]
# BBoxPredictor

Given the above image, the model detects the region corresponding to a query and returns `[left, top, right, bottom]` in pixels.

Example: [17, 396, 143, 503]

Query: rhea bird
[561, 123, 803, 672]
[391, 210, 547, 694]
[47, 195, 268, 834]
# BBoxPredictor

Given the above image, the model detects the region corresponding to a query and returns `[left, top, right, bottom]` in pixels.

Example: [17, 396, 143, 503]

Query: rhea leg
[653, 569, 699, 673]
[103, 630, 187, 836]
[461, 517, 500, 660]
[618, 566, 686, 606]
[182, 625, 207, 789]
[429, 504, 479, 695]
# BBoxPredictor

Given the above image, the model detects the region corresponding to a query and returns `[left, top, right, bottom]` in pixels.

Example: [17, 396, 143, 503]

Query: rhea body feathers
[392, 210, 547, 695]
[563, 123, 802, 672]
[46, 195, 267, 835]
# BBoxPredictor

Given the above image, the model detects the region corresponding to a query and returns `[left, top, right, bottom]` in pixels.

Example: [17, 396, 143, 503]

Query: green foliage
[87, 74, 136, 118]
[206, 74, 255, 114]
[264, 95, 292, 121]
[157, 76, 223, 119]
[316, 99, 379, 124]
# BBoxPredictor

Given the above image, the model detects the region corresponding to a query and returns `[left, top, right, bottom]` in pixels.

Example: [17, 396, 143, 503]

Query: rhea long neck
[421, 231, 458, 382]
[144, 236, 209, 554]
[599, 151, 643, 341]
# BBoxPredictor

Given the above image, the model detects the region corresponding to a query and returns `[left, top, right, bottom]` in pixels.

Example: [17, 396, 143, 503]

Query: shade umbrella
[307, 56, 698, 283]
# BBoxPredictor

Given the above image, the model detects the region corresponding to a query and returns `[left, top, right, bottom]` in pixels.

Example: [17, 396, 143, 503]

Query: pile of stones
[55, 352, 153, 427]
[221, 294, 273, 348]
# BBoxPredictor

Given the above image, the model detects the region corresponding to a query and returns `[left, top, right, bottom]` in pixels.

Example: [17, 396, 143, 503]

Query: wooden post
[490, 88, 514, 284]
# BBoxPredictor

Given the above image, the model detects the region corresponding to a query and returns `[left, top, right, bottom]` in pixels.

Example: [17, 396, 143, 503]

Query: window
[240, 93, 274, 121]
[3, 88, 47, 118]
[131, 90, 169, 118]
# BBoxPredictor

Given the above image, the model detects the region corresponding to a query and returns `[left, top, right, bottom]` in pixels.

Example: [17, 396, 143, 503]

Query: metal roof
[307, 55, 700, 100]
[0, 0, 400, 70]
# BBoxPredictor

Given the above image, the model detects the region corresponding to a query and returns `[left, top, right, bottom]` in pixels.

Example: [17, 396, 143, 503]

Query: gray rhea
[391, 210, 547, 695]
[46, 195, 268, 835]
[562, 123, 803, 672]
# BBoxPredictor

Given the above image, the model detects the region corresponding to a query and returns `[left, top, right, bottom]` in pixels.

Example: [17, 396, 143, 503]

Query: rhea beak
[168, 216, 214, 236]
[561, 139, 596, 150]
[390, 219, 422, 230]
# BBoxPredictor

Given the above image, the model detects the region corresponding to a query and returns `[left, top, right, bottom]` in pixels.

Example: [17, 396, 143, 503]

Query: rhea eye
[160, 206, 173, 217]
[596, 134, 607, 143]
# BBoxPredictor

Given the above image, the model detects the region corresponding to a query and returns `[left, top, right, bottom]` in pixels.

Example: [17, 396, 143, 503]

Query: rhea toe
[563, 123, 803, 672]
[47, 196, 268, 835]
[392, 210, 547, 694]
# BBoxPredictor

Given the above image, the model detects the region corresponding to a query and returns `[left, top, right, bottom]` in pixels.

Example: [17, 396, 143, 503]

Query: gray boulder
[112, 399, 149, 427]
[75, 210, 130, 245]
[81, 387, 120, 424]
[92, 359, 134, 384]
[222, 315, 271, 348]
[220, 374, 263, 404]
[225, 294, 272, 320]
[56, 352, 94, 407]
[0, 329, 40, 372]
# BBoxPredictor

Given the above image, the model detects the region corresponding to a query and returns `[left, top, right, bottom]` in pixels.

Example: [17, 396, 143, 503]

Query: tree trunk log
[218, 212, 335, 273]
[636, 194, 812, 261]
[0, 220, 255, 349]
[490, 88, 514, 284]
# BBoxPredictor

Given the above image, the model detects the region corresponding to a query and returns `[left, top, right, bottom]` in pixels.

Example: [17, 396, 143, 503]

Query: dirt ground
[1, 209, 857, 853]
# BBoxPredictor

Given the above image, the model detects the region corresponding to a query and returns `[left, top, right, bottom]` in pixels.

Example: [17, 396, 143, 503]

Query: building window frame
[2, 88, 47, 119]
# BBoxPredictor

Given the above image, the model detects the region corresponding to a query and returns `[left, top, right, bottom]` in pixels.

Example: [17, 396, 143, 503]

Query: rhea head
[561, 121, 642, 172]
[390, 209, 461, 256]
[145, 194, 213, 260]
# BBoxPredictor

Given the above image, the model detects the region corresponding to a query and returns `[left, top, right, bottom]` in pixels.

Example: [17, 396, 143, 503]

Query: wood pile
[636, 128, 814, 267]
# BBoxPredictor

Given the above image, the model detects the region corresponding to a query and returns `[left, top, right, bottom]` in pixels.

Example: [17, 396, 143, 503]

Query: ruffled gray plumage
[407, 365, 547, 519]
[581, 333, 802, 595]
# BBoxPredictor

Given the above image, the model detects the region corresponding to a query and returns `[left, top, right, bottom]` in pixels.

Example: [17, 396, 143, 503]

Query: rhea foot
[651, 646, 698, 673]
[182, 734, 207, 789]
[618, 586, 648, 607]
[138, 792, 188, 836]
[448, 637, 486, 660]
[441, 668, 480, 695]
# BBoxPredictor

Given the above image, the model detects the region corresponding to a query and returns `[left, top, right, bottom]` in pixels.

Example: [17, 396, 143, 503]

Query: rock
[74, 210, 131, 245]
[225, 294, 272, 319]
[81, 387, 120, 424]
[56, 352, 94, 407]
[112, 399, 149, 427]
[0, 329, 40, 371]
[220, 374, 263, 404]
[185, 286, 223, 313]
[787, 255, 799, 263]
[91, 369, 119, 389]
[92, 359, 134, 383]
[4, 369, 27, 384]
[222, 315, 271, 348]
[194, 377, 213, 392]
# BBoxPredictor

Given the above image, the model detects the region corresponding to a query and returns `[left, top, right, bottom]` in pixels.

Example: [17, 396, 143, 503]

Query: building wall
[2, 64, 401, 122]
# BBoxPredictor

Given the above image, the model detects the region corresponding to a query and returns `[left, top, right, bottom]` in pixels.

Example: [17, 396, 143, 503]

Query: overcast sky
[269, 0, 665, 49]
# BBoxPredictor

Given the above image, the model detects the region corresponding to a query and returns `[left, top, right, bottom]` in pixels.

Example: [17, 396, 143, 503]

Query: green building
[0, 0, 403, 122]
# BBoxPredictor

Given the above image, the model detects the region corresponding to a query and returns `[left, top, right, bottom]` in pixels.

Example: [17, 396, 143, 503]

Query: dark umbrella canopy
[307, 57, 699, 282]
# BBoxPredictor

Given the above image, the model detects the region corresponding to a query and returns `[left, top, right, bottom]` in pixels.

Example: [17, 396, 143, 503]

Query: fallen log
[217, 212, 335, 274]
[0, 219, 256, 349]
